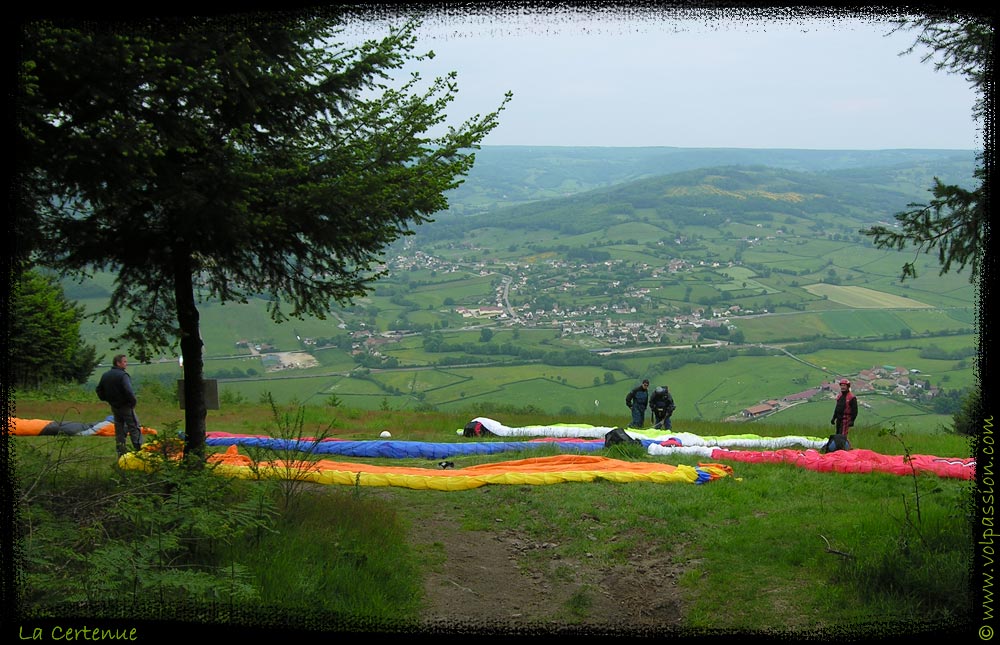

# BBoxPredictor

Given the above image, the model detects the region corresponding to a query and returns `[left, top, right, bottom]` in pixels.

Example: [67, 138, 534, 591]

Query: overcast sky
[340, 6, 982, 150]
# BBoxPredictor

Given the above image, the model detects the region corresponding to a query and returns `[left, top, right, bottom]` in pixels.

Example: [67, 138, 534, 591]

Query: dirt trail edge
[406, 509, 690, 636]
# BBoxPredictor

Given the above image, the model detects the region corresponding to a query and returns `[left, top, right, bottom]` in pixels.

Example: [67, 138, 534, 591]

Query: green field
[99, 335, 969, 437]
[71, 273, 977, 434]
[751, 398, 961, 436]
[59, 155, 980, 435]
[730, 310, 973, 343]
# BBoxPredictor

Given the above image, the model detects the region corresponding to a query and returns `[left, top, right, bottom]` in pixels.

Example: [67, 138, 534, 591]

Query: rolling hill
[444, 145, 977, 215]
[60, 146, 980, 428]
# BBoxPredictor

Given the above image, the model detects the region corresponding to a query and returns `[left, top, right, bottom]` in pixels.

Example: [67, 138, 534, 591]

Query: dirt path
[405, 508, 690, 636]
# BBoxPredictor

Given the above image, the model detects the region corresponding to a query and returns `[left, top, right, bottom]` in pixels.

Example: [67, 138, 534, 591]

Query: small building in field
[742, 403, 774, 418]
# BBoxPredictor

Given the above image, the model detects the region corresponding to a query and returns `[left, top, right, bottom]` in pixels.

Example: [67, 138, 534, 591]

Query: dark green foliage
[894, 13, 992, 124]
[950, 386, 981, 435]
[918, 344, 978, 360]
[861, 15, 991, 284]
[17, 14, 509, 458]
[567, 248, 612, 263]
[9, 269, 100, 388]
[863, 170, 987, 282]
[16, 432, 277, 614]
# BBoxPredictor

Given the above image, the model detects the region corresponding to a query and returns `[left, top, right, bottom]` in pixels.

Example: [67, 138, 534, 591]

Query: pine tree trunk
[174, 252, 207, 465]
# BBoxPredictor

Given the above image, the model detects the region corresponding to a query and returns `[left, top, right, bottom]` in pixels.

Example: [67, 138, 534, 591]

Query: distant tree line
[783, 331, 976, 356]
[917, 344, 978, 360]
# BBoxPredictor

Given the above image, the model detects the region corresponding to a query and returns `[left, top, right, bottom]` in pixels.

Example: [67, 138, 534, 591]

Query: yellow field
[802, 284, 932, 308]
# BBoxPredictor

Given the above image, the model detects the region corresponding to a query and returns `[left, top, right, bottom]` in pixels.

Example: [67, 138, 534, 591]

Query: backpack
[463, 420, 494, 437]
[95, 382, 108, 402]
[604, 427, 642, 448]
[822, 434, 851, 453]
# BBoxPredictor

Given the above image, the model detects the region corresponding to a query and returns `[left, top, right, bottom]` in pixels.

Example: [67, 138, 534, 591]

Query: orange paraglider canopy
[118, 447, 733, 491]
[9, 417, 157, 437]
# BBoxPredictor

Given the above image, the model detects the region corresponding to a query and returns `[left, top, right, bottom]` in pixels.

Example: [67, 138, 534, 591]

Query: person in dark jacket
[96, 354, 142, 458]
[625, 379, 650, 428]
[650, 385, 676, 430]
[829, 378, 859, 450]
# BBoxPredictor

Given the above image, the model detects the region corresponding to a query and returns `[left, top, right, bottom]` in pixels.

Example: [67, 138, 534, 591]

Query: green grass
[234, 489, 424, 617]
[752, 399, 961, 436]
[12, 396, 973, 635]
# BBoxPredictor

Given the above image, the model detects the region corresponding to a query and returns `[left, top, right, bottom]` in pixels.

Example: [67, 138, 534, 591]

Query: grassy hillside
[446, 145, 977, 215]
[12, 398, 974, 634]
[55, 152, 979, 430]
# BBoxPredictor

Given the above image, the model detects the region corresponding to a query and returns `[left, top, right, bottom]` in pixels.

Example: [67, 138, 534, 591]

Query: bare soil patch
[268, 351, 320, 370]
[405, 508, 690, 636]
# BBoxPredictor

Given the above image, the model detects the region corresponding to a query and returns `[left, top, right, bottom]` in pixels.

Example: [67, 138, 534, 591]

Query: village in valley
[217, 194, 962, 422]
[231, 242, 957, 415]
[729, 364, 934, 422]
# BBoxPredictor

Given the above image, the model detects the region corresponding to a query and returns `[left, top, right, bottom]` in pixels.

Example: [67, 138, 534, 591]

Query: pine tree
[9, 270, 100, 388]
[861, 13, 993, 283]
[17, 12, 510, 461]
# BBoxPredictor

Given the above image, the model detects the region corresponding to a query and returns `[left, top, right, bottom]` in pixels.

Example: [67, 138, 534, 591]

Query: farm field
[106, 335, 974, 435]
[55, 155, 981, 437]
[802, 283, 933, 308]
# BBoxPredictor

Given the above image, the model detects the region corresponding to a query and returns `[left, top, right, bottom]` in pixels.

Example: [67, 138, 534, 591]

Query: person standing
[96, 354, 142, 458]
[650, 385, 676, 430]
[829, 378, 858, 450]
[625, 379, 650, 428]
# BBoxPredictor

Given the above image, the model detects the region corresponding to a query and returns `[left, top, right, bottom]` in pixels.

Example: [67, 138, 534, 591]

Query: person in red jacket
[829, 378, 858, 449]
